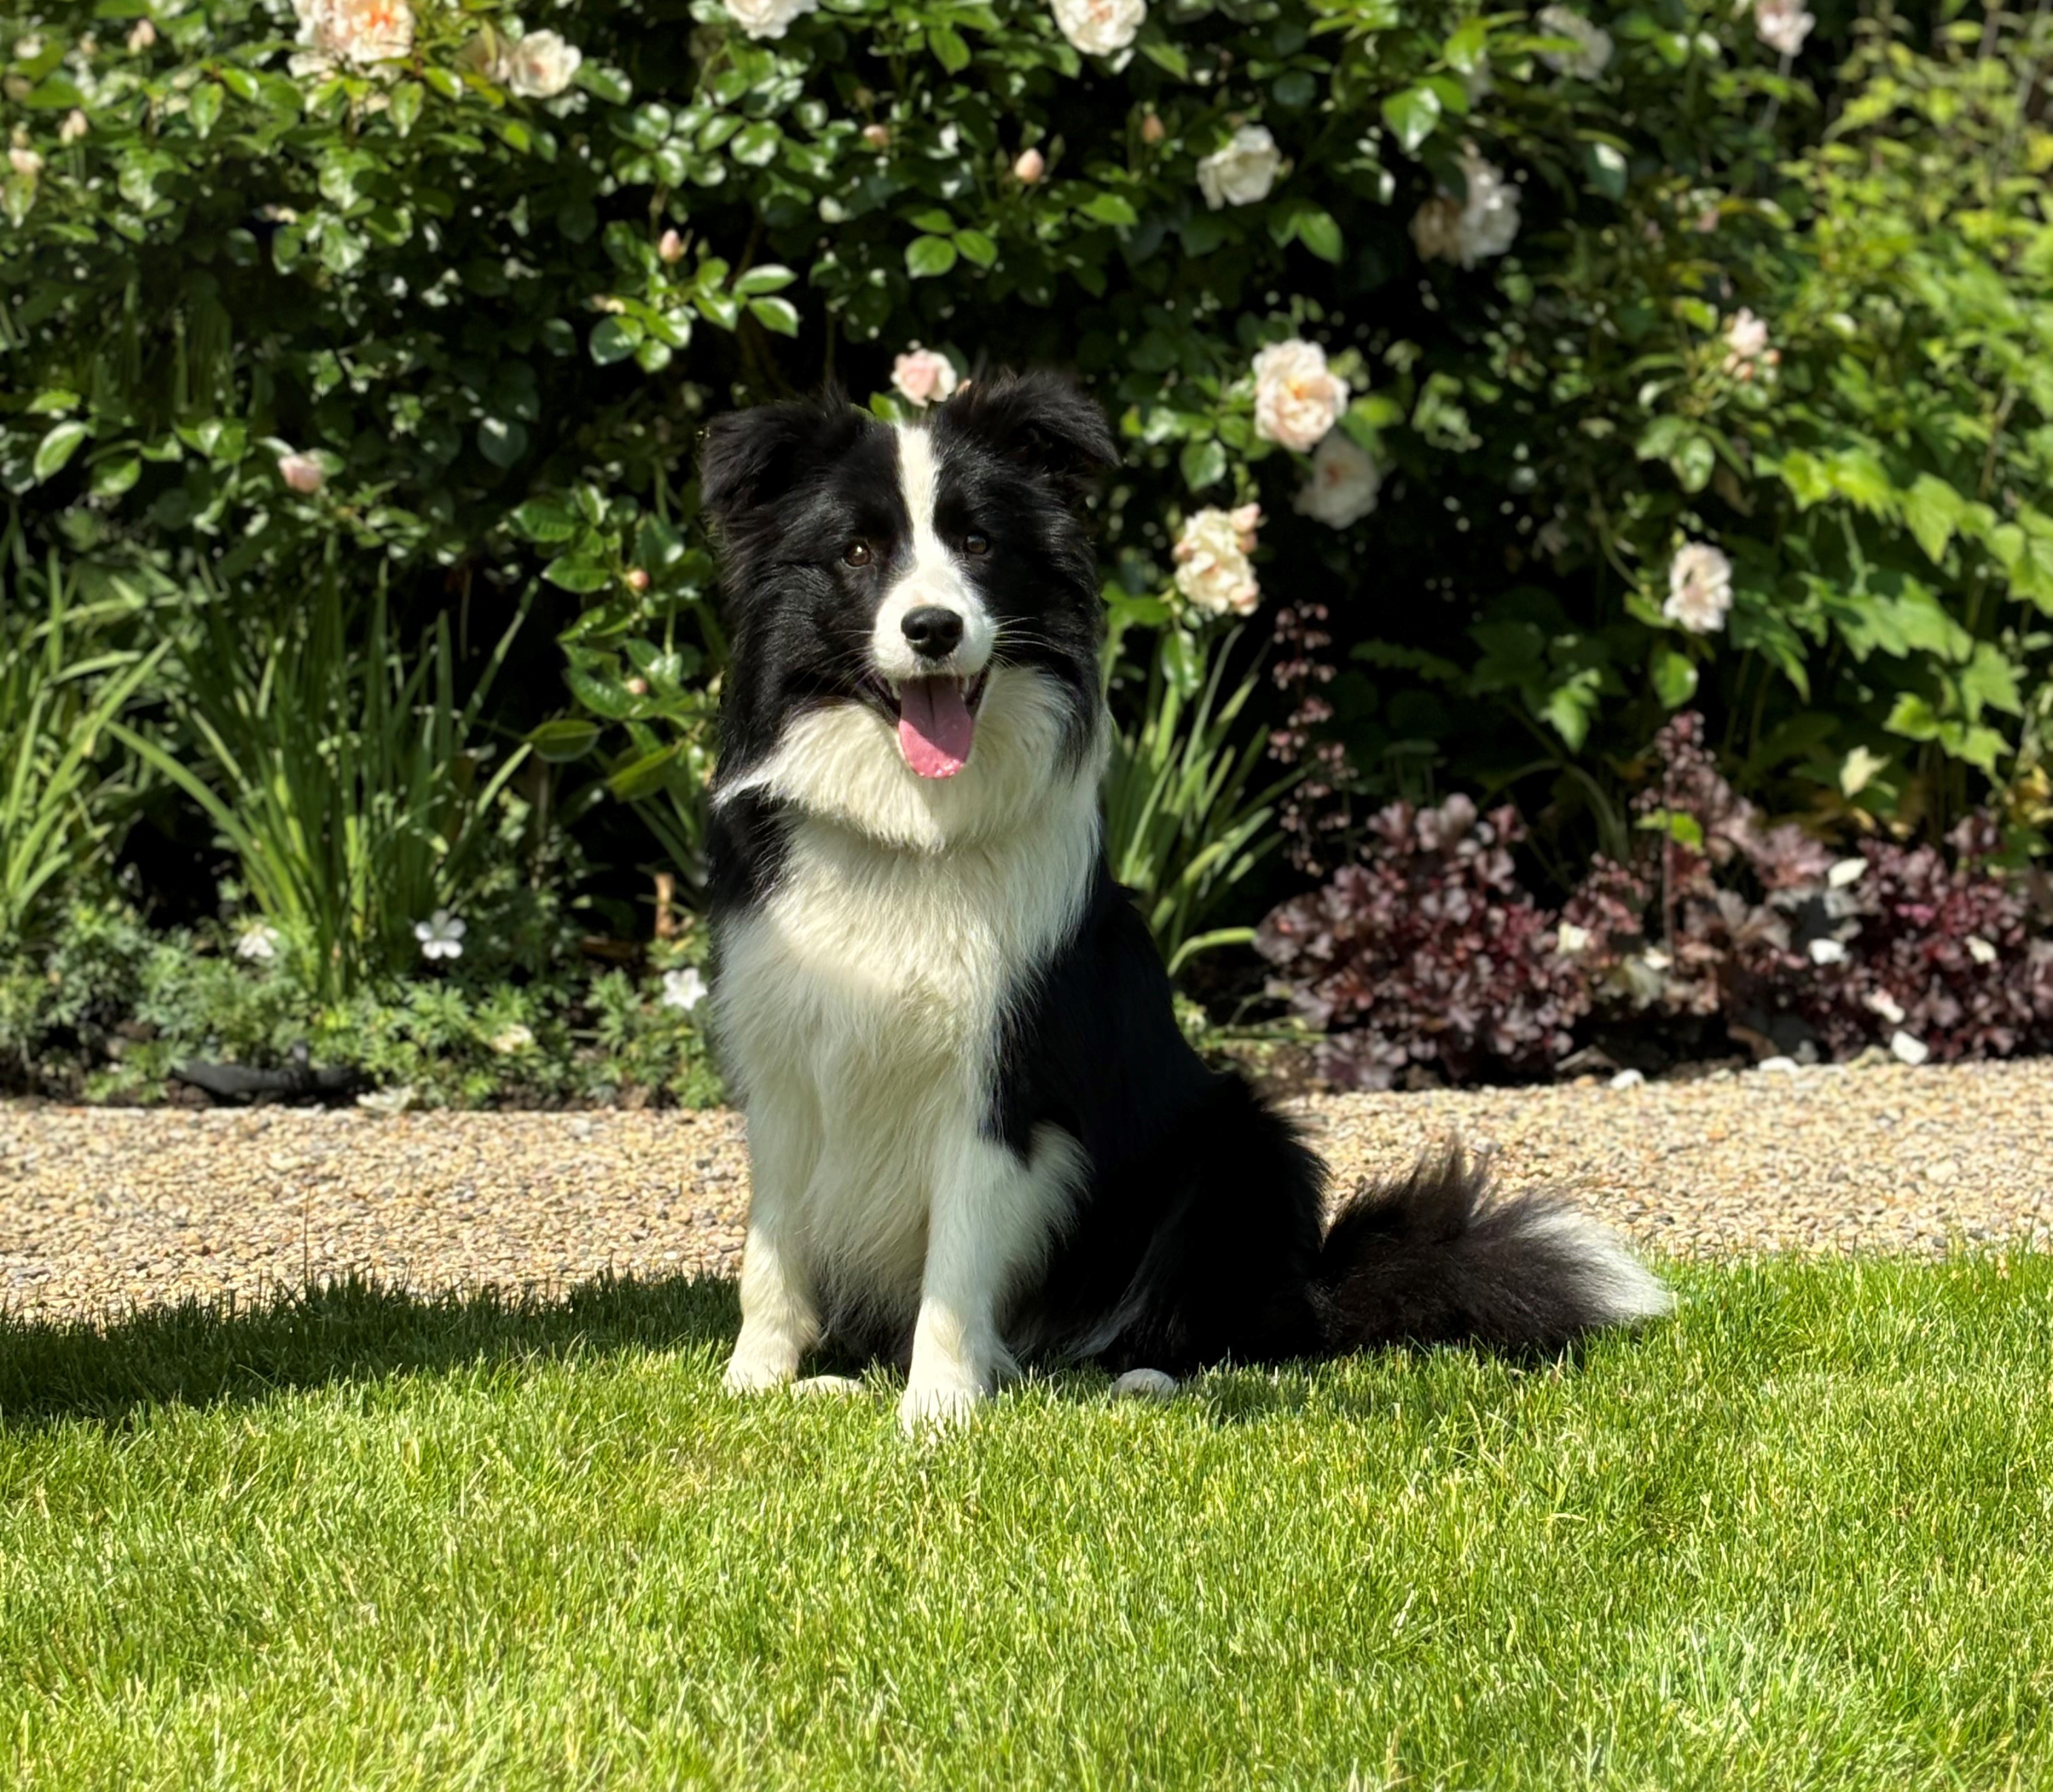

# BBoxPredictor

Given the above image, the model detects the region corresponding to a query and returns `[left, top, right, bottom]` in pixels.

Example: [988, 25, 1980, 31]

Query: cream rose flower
[1410, 143, 1521, 269]
[290, 0, 413, 73]
[724, 0, 820, 41]
[277, 452, 326, 494]
[1196, 125, 1282, 210]
[891, 346, 959, 409]
[1665, 542, 1734, 634]
[1251, 340, 1348, 453]
[497, 28, 582, 98]
[1293, 433, 1382, 529]
[1535, 6, 1613, 78]
[1720, 307, 1781, 381]
[1754, 0, 1815, 56]
[1050, 0, 1145, 56]
[1173, 504, 1262, 617]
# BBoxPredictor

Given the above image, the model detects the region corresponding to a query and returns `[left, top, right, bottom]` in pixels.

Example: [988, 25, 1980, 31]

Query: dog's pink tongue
[898, 677, 975, 779]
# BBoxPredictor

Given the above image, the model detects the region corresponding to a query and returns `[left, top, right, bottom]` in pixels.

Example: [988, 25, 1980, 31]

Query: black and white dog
[699, 370, 1668, 1432]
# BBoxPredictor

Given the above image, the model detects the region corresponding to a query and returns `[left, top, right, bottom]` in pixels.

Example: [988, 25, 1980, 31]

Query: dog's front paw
[722, 1339, 800, 1395]
[898, 1378, 983, 1436]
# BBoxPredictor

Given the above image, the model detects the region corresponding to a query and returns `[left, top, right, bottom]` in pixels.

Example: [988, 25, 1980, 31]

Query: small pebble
[1610, 1069, 1646, 1090]
[1111, 1368, 1179, 1402]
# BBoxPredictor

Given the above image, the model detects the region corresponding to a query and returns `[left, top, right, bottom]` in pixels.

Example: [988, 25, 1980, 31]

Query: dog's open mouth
[894, 672, 988, 780]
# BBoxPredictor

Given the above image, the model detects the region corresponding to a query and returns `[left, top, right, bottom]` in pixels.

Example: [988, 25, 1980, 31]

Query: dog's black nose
[902, 606, 964, 659]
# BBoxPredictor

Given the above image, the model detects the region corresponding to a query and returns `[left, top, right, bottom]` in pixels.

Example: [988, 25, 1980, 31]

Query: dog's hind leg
[900, 1123, 1084, 1434]
[724, 1090, 825, 1394]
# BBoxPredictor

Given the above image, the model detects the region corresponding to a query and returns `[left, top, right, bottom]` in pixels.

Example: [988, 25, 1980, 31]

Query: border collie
[699, 370, 1669, 1432]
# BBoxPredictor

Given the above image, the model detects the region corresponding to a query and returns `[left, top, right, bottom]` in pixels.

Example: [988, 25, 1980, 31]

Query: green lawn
[3, 1256, 2051, 1791]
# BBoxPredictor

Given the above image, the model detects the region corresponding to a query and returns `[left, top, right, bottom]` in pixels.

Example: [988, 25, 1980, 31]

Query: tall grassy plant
[1104, 631, 1301, 976]
[115, 576, 530, 996]
[0, 541, 164, 947]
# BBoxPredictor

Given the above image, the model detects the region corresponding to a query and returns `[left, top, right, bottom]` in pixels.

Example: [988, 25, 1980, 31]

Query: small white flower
[1807, 937, 1847, 966]
[1536, 6, 1613, 78]
[1196, 125, 1282, 211]
[496, 28, 582, 99]
[724, 0, 819, 39]
[1720, 307, 1780, 381]
[1293, 432, 1382, 529]
[1865, 988, 1906, 1026]
[489, 1023, 536, 1054]
[662, 967, 708, 1011]
[58, 109, 88, 145]
[290, 0, 413, 73]
[127, 19, 158, 51]
[1754, 0, 1814, 57]
[1409, 143, 1522, 269]
[236, 922, 281, 963]
[1172, 504, 1262, 618]
[1665, 541, 1734, 635]
[8, 146, 43, 179]
[1556, 922, 1591, 956]
[1966, 935, 1999, 965]
[415, 908, 466, 961]
[1251, 339, 1348, 453]
[278, 452, 325, 495]
[16, 35, 43, 58]
[1536, 518, 1570, 560]
[891, 345, 959, 409]
[1889, 1029, 1929, 1067]
[1050, 0, 1145, 56]
[1828, 856, 1866, 889]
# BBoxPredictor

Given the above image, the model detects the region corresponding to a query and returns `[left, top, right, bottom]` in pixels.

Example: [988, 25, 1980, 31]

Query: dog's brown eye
[843, 540, 872, 567]
[963, 534, 989, 557]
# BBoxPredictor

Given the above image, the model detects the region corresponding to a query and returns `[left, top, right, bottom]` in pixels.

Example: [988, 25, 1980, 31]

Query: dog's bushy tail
[1312, 1146, 1670, 1354]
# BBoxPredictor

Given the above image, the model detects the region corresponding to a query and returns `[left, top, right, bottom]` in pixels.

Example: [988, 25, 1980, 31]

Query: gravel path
[4, 1059, 2051, 1324]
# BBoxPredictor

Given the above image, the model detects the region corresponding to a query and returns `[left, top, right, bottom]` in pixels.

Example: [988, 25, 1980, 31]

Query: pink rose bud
[277, 453, 325, 495]
[59, 110, 89, 145]
[862, 123, 891, 150]
[625, 677, 649, 696]
[1012, 146, 1045, 184]
[127, 18, 157, 50]
[625, 567, 650, 592]
[657, 229, 684, 263]
[1140, 111, 1166, 146]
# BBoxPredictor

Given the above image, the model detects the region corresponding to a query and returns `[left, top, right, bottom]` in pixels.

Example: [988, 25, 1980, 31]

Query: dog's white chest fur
[716, 743, 1099, 1321]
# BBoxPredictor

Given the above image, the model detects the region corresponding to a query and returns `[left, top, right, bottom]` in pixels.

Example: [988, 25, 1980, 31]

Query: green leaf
[1180, 438, 1227, 493]
[1380, 86, 1442, 156]
[747, 296, 801, 336]
[606, 745, 683, 801]
[1078, 191, 1139, 228]
[544, 554, 613, 593]
[590, 317, 642, 364]
[189, 81, 224, 138]
[578, 64, 632, 105]
[1443, 16, 1490, 72]
[733, 263, 797, 296]
[33, 422, 90, 482]
[511, 498, 580, 542]
[477, 417, 530, 468]
[929, 24, 972, 72]
[1294, 208, 1344, 263]
[953, 229, 999, 269]
[1650, 646, 1699, 709]
[390, 80, 424, 136]
[1903, 474, 1963, 565]
[528, 718, 602, 762]
[906, 236, 959, 278]
[1884, 692, 1942, 742]
[1581, 139, 1628, 202]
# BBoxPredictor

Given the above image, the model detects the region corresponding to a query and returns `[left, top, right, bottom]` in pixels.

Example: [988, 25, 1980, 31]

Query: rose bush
[4, 0, 2053, 1078]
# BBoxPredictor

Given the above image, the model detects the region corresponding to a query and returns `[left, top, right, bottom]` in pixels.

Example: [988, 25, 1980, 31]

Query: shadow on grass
[0, 1272, 741, 1431]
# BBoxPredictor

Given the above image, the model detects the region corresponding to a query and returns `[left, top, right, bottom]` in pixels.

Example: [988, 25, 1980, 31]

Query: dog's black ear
[941, 369, 1117, 493]
[699, 392, 860, 529]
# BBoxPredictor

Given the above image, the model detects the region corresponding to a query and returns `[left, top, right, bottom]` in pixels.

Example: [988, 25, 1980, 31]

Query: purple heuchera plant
[1257, 711, 2053, 1083]
[1257, 794, 1587, 1089]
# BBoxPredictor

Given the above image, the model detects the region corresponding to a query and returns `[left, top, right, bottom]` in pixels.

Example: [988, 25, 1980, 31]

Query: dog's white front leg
[900, 1128, 1074, 1434]
[724, 1094, 823, 1395]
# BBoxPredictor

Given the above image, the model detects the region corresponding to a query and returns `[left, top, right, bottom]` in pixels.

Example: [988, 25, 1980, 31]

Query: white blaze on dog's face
[699, 373, 1117, 846]
[868, 426, 999, 781]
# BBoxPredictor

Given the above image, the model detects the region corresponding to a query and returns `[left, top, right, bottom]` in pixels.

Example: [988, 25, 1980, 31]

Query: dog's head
[700, 370, 1115, 847]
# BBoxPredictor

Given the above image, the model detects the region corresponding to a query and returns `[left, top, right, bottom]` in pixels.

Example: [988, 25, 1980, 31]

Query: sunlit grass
[5, 1256, 2051, 1790]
